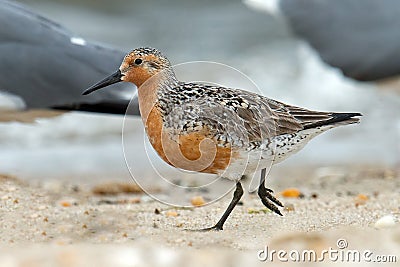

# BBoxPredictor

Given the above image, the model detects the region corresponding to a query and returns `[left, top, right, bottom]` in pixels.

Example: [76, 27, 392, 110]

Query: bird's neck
[137, 67, 178, 122]
[136, 68, 178, 165]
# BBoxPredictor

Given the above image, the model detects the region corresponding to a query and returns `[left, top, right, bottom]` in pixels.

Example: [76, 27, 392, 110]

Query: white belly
[217, 126, 334, 181]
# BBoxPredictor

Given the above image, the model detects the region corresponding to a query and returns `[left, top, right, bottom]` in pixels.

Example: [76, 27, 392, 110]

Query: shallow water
[1, 0, 399, 181]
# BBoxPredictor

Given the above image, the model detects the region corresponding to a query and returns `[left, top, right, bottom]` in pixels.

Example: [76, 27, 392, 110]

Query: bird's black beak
[82, 70, 124, 95]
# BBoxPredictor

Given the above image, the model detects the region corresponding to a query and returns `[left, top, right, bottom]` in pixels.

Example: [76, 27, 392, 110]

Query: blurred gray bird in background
[0, 0, 139, 122]
[245, 0, 400, 82]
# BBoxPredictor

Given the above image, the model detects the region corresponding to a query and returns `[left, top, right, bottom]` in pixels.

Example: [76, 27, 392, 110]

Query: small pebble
[280, 188, 302, 198]
[191, 196, 206, 207]
[166, 210, 179, 217]
[375, 215, 396, 229]
[58, 198, 77, 207]
[284, 204, 295, 212]
[60, 201, 72, 207]
[357, 194, 368, 201]
[354, 194, 368, 207]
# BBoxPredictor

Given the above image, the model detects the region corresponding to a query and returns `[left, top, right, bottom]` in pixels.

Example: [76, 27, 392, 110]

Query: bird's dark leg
[201, 181, 244, 231]
[258, 168, 283, 216]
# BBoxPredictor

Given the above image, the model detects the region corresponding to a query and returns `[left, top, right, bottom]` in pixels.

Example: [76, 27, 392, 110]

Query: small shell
[191, 196, 206, 207]
[374, 215, 396, 229]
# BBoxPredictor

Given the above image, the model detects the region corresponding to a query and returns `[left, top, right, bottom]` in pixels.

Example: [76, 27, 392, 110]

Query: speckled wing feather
[160, 82, 307, 147]
[160, 82, 360, 148]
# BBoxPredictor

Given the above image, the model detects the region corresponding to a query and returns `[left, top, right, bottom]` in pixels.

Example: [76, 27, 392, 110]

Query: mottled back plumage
[157, 81, 360, 151]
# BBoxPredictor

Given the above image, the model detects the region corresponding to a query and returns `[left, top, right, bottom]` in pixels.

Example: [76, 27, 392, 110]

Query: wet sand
[0, 165, 399, 266]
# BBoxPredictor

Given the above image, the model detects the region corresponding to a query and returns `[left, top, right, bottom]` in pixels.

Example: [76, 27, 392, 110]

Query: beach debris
[374, 215, 396, 229]
[284, 203, 295, 212]
[248, 208, 271, 214]
[191, 196, 206, 207]
[58, 198, 77, 207]
[60, 201, 71, 207]
[354, 194, 368, 207]
[96, 198, 140, 205]
[280, 188, 303, 198]
[92, 182, 143, 195]
[166, 210, 179, 217]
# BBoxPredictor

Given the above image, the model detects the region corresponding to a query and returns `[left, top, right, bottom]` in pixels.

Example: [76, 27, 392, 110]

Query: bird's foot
[265, 187, 274, 193]
[258, 185, 283, 216]
[186, 224, 223, 232]
[200, 224, 224, 231]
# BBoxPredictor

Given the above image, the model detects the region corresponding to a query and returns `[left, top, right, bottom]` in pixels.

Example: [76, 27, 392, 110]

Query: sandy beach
[1, 164, 399, 266]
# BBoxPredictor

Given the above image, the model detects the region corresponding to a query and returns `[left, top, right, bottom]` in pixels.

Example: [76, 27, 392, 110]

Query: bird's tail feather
[303, 112, 362, 129]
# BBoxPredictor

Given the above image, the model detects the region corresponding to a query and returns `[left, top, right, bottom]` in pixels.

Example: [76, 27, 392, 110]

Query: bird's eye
[134, 58, 143, 65]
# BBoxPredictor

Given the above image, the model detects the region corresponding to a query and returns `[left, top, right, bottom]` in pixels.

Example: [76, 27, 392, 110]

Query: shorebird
[83, 47, 361, 230]
[0, 0, 139, 123]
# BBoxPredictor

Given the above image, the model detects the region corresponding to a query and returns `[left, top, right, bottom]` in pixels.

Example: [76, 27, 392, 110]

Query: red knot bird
[83, 47, 361, 230]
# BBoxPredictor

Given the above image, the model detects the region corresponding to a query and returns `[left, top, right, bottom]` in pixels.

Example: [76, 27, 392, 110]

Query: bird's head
[83, 47, 173, 95]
